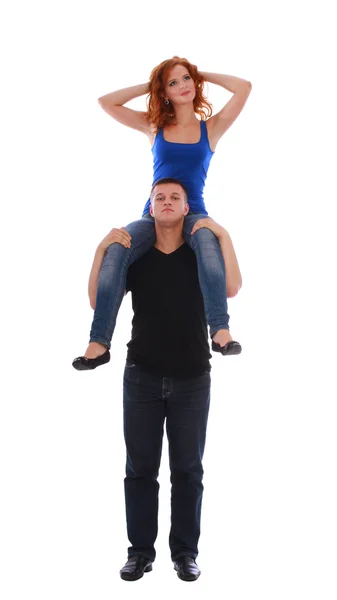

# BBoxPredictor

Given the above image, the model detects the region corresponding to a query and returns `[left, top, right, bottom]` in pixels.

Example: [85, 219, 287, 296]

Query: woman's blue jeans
[89, 213, 229, 348]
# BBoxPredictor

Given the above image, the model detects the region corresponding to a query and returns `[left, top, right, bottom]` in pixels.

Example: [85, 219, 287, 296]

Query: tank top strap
[200, 119, 207, 139]
[156, 128, 164, 141]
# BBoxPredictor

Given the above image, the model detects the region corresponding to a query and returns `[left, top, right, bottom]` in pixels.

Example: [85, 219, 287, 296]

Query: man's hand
[191, 218, 227, 239]
[98, 227, 131, 251]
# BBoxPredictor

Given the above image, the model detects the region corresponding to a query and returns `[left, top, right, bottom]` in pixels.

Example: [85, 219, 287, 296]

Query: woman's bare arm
[98, 83, 153, 137]
[200, 71, 252, 149]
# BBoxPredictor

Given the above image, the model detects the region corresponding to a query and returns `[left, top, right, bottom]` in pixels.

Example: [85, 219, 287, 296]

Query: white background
[1, 0, 336, 598]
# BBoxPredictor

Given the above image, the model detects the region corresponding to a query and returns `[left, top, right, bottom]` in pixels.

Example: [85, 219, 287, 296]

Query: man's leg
[123, 361, 165, 563]
[166, 372, 211, 562]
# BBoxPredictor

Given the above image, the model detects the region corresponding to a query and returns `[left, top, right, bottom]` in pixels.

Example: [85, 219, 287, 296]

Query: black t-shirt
[126, 243, 211, 378]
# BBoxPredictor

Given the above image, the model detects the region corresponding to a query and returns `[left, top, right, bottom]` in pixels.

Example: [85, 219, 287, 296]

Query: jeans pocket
[124, 360, 140, 384]
[125, 359, 137, 368]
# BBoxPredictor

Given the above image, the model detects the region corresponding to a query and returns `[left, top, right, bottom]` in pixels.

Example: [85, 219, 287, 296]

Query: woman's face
[163, 64, 196, 106]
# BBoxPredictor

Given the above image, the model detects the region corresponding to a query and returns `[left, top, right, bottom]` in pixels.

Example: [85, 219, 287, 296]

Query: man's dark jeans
[123, 359, 211, 562]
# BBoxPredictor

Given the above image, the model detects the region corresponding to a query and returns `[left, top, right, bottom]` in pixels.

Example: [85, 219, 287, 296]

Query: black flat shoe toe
[72, 348, 110, 370]
[212, 340, 242, 356]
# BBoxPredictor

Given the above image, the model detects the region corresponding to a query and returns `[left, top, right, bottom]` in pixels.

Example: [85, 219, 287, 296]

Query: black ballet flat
[72, 348, 110, 371]
[212, 340, 242, 356]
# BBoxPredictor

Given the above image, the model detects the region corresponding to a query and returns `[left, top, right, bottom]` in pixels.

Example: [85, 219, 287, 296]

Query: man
[80, 178, 241, 581]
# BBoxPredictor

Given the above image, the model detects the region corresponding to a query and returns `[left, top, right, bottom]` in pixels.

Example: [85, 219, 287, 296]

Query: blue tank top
[142, 120, 214, 216]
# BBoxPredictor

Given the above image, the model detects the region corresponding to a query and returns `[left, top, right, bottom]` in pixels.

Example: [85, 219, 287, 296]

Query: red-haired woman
[73, 57, 252, 370]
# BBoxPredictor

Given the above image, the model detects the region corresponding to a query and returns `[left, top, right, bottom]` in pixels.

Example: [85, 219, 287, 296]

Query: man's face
[150, 183, 189, 224]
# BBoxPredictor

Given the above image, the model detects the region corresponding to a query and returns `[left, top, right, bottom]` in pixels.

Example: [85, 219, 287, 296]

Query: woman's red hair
[146, 56, 213, 132]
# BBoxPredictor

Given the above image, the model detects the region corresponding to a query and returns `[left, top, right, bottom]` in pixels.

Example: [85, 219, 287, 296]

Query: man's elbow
[227, 282, 242, 298]
[89, 294, 96, 310]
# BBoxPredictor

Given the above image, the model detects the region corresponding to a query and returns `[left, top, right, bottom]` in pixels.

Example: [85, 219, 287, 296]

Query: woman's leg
[88, 217, 155, 355]
[183, 214, 240, 351]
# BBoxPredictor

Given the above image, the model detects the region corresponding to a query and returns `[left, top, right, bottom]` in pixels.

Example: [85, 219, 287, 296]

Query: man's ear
[184, 203, 190, 216]
[150, 204, 154, 217]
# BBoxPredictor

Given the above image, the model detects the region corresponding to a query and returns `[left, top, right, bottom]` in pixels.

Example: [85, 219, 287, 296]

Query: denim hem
[128, 552, 155, 562]
[171, 553, 197, 561]
[210, 325, 230, 337]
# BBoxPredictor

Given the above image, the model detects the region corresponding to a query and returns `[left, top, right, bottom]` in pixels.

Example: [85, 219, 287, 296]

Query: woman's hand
[191, 217, 227, 239]
[98, 227, 131, 251]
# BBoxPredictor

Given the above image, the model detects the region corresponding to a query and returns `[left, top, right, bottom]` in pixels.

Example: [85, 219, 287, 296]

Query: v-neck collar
[153, 243, 186, 256]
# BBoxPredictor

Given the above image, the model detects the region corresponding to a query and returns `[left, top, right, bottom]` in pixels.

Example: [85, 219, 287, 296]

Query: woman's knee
[189, 227, 219, 253]
[193, 227, 217, 242]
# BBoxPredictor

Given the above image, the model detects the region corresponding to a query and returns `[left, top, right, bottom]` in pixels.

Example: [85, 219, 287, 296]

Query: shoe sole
[174, 566, 200, 581]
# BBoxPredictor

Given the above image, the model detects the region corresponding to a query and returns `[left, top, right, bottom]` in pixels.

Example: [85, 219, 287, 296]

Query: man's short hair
[150, 178, 188, 202]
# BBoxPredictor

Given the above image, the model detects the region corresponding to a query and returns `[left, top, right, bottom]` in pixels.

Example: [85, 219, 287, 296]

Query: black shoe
[212, 339, 242, 356]
[173, 556, 201, 581]
[120, 555, 153, 581]
[72, 348, 110, 371]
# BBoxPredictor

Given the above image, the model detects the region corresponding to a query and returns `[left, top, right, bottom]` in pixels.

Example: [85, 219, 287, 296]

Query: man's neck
[154, 223, 185, 254]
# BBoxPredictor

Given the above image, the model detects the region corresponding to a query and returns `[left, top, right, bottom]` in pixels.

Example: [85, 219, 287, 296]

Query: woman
[73, 56, 251, 370]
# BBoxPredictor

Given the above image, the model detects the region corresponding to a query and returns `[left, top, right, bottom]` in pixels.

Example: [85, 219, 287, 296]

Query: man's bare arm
[88, 227, 131, 309]
[191, 218, 242, 297]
